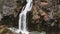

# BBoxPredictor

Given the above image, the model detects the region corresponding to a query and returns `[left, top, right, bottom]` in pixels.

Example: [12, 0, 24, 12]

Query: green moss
[56, 13, 60, 17]
[2, 28, 9, 34]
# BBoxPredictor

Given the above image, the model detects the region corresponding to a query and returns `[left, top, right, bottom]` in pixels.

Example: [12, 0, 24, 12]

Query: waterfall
[19, 0, 33, 34]
[8, 0, 33, 34]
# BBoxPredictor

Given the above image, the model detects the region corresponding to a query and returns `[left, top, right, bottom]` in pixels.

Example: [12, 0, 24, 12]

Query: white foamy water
[8, 0, 33, 34]
[19, 0, 33, 34]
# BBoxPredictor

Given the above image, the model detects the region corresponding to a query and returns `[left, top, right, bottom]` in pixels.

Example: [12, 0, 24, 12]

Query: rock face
[3, 0, 17, 16]
[0, 0, 60, 33]
[0, 0, 27, 27]
[0, 0, 26, 21]
[27, 0, 60, 32]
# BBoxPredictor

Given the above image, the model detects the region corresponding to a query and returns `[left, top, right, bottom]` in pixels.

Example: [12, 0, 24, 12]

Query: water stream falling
[8, 0, 33, 34]
[19, 0, 33, 34]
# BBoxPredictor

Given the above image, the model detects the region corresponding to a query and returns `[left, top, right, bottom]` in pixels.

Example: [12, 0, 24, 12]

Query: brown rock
[32, 15, 40, 20]
[40, 2, 48, 6]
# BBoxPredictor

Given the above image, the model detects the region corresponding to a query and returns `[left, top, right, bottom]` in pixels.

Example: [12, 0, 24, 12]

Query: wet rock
[0, 25, 20, 34]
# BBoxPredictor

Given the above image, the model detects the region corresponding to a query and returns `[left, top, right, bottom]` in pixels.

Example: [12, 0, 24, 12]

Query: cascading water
[19, 0, 33, 34]
[8, 0, 33, 34]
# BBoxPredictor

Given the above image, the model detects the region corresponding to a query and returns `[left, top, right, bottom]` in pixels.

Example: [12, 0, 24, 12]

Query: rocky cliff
[0, 0, 60, 34]
[27, 0, 60, 32]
